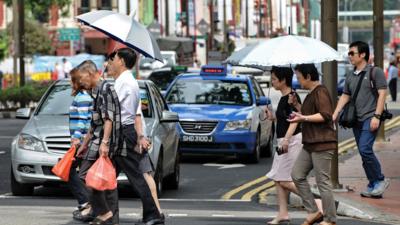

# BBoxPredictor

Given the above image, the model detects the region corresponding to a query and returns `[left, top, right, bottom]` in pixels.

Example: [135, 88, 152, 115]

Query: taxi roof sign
[200, 65, 227, 76]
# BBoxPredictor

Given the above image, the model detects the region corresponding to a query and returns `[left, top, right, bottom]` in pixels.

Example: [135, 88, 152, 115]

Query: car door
[250, 78, 270, 146]
[148, 83, 177, 173]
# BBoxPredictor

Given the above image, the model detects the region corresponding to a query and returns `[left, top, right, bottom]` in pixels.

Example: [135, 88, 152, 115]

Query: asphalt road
[0, 118, 395, 225]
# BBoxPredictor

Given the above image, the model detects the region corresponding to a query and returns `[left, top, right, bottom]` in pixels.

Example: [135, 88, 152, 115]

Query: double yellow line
[222, 115, 400, 201]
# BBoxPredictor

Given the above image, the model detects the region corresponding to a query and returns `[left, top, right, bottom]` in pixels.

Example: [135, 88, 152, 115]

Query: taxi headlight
[18, 134, 45, 152]
[224, 119, 251, 130]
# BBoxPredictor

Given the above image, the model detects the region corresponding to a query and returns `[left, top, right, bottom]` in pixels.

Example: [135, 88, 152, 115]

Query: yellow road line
[241, 180, 275, 201]
[258, 186, 276, 204]
[221, 176, 267, 200]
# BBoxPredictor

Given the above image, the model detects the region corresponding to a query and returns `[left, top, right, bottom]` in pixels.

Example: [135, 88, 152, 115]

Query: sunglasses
[107, 51, 117, 61]
[348, 51, 359, 57]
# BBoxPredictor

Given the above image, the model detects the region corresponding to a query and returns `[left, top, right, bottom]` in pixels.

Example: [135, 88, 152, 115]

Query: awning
[83, 30, 109, 39]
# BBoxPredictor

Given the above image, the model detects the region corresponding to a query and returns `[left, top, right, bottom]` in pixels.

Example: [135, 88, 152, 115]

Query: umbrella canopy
[77, 10, 163, 62]
[225, 35, 342, 69]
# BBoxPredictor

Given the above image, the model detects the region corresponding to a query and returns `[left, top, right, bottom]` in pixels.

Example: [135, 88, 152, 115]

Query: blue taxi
[164, 66, 274, 163]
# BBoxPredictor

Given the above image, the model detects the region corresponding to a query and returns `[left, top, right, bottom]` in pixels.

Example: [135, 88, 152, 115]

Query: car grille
[179, 121, 218, 134]
[45, 136, 71, 154]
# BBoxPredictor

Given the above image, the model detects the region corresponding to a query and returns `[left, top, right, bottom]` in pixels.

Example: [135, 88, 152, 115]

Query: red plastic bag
[51, 146, 76, 182]
[85, 156, 117, 191]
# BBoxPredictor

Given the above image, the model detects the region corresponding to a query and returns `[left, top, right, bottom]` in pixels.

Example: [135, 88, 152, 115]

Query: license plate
[182, 135, 214, 143]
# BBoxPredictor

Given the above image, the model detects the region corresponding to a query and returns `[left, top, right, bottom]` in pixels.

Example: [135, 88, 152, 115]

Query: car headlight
[18, 134, 45, 152]
[224, 119, 251, 130]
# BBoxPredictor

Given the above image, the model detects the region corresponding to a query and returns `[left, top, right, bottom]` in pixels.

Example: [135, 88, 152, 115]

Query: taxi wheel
[248, 128, 261, 163]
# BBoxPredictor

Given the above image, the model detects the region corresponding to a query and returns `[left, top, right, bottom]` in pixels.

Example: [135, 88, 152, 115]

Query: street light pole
[18, 0, 25, 87]
[321, 0, 341, 189]
[12, 0, 18, 87]
[373, 0, 386, 142]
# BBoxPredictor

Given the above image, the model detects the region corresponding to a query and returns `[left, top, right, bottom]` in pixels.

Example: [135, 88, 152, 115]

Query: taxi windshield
[166, 79, 252, 106]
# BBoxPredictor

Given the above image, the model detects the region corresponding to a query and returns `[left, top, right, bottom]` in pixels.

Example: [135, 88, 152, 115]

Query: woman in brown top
[288, 64, 337, 225]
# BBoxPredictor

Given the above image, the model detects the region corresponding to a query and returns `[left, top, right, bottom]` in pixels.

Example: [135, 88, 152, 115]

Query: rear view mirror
[16, 108, 31, 119]
[160, 111, 179, 123]
[257, 96, 271, 106]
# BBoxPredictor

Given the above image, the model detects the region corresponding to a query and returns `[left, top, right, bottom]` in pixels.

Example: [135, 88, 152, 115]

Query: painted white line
[160, 198, 251, 202]
[0, 136, 14, 139]
[125, 213, 140, 217]
[168, 213, 188, 217]
[203, 163, 246, 169]
[212, 214, 236, 218]
[0, 151, 6, 154]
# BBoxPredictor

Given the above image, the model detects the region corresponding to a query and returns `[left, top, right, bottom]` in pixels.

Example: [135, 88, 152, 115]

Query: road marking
[0, 151, 5, 154]
[212, 214, 235, 218]
[241, 180, 275, 201]
[0, 136, 14, 139]
[168, 213, 188, 217]
[203, 163, 246, 169]
[221, 176, 268, 200]
[160, 198, 250, 202]
[258, 187, 276, 204]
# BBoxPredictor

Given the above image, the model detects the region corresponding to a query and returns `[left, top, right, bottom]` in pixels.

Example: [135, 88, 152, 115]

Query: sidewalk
[332, 128, 400, 224]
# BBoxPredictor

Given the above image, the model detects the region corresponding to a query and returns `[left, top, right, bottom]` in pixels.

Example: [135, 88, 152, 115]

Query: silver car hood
[22, 115, 70, 140]
[23, 115, 157, 141]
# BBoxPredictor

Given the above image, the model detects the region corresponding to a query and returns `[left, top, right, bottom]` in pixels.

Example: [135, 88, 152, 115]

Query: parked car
[11, 79, 180, 196]
[164, 65, 275, 163]
[139, 51, 178, 79]
[147, 66, 200, 94]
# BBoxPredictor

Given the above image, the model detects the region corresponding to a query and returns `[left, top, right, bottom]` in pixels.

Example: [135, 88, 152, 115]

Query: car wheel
[163, 153, 180, 190]
[239, 129, 261, 164]
[261, 123, 274, 158]
[10, 167, 34, 196]
[154, 152, 163, 196]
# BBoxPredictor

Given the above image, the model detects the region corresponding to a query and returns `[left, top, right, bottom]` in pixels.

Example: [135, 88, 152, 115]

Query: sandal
[300, 212, 323, 225]
[73, 210, 95, 222]
[267, 218, 290, 225]
[89, 216, 113, 225]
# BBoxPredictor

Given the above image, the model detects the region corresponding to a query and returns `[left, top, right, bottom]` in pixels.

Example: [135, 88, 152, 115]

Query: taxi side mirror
[16, 108, 31, 119]
[257, 96, 271, 106]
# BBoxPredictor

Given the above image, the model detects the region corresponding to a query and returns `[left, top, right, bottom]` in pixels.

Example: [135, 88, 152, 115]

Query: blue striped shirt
[69, 91, 93, 142]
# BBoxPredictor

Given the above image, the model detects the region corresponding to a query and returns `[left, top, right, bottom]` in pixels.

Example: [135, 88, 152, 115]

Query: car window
[36, 85, 74, 115]
[140, 87, 152, 118]
[250, 78, 265, 98]
[166, 79, 252, 106]
[148, 71, 177, 90]
[149, 85, 167, 117]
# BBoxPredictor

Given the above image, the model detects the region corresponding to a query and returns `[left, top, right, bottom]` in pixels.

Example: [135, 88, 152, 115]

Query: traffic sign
[58, 28, 81, 41]
[197, 19, 209, 35]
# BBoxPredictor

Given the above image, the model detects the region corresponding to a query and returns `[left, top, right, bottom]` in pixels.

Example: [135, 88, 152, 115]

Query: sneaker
[371, 179, 390, 197]
[360, 185, 374, 198]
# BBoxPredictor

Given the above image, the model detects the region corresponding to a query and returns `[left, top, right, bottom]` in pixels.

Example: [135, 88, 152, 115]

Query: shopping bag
[51, 146, 76, 182]
[85, 156, 117, 191]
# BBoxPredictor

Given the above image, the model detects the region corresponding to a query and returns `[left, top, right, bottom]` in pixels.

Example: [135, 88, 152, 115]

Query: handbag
[51, 145, 76, 182]
[339, 72, 366, 128]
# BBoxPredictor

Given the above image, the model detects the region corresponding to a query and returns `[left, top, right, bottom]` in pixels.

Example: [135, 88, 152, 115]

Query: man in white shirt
[106, 48, 164, 225]
[63, 58, 73, 78]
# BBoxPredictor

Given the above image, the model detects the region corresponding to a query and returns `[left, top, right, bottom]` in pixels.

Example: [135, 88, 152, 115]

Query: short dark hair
[349, 41, 370, 62]
[111, 48, 137, 69]
[294, 64, 319, 81]
[271, 66, 293, 87]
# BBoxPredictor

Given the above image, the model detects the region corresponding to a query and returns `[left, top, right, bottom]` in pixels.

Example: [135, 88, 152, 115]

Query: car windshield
[36, 85, 73, 115]
[166, 79, 252, 106]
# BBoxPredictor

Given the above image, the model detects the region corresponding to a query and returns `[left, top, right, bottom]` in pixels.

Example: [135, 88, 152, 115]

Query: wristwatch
[373, 114, 381, 119]
[101, 139, 110, 145]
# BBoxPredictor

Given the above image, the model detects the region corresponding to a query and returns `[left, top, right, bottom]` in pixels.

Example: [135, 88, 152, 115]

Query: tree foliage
[7, 19, 53, 56]
[0, 31, 8, 61]
[5, 0, 71, 23]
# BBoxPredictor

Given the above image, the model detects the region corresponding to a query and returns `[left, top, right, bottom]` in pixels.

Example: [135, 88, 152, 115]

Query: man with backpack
[333, 41, 389, 198]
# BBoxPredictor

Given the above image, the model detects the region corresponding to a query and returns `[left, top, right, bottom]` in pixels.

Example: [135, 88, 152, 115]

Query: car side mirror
[160, 110, 179, 123]
[257, 96, 271, 106]
[16, 108, 31, 119]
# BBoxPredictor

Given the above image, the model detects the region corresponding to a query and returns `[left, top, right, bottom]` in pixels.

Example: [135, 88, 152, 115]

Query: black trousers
[389, 78, 397, 101]
[89, 125, 160, 224]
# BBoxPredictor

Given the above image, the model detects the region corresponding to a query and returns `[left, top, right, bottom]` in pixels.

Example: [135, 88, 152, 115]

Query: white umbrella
[225, 35, 342, 68]
[76, 10, 162, 62]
